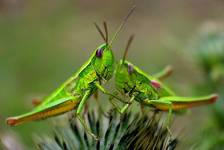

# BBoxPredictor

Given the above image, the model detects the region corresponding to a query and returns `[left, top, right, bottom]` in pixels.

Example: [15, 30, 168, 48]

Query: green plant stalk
[37, 110, 178, 150]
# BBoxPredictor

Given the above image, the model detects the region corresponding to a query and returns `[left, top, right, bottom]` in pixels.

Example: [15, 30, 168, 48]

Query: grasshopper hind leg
[6, 97, 78, 126]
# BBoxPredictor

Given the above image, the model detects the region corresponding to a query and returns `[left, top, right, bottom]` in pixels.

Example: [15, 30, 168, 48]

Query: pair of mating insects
[6, 7, 218, 140]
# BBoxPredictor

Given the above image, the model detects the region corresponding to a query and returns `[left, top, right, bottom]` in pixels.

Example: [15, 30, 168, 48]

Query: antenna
[109, 5, 136, 46]
[122, 34, 134, 64]
[103, 21, 108, 44]
[94, 22, 106, 43]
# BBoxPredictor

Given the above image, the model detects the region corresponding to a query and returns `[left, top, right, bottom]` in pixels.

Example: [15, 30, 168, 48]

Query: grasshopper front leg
[109, 96, 135, 114]
[76, 90, 98, 140]
[94, 82, 128, 104]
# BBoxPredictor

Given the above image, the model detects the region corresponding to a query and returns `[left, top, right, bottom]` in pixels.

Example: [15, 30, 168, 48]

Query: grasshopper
[6, 6, 136, 140]
[110, 35, 219, 126]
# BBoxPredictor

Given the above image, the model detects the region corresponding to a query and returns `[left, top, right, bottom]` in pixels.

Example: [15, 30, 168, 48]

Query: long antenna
[122, 34, 134, 64]
[109, 5, 136, 46]
[103, 21, 108, 44]
[94, 22, 106, 43]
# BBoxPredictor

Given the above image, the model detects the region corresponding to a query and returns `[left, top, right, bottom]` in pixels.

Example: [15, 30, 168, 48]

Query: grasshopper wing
[155, 94, 218, 111]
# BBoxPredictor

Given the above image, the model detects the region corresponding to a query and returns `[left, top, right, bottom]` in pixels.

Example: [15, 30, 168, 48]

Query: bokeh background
[0, 0, 224, 149]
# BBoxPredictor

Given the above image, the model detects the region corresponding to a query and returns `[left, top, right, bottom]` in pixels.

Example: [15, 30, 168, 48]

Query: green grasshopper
[6, 7, 136, 140]
[110, 35, 219, 125]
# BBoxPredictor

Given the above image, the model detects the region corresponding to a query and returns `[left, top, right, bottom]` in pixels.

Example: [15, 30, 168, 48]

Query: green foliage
[191, 23, 224, 149]
[192, 24, 224, 83]
[195, 24, 224, 124]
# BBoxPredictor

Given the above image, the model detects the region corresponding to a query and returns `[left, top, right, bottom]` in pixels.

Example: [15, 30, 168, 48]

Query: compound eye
[128, 64, 134, 74]
[96, 47, 103, 58]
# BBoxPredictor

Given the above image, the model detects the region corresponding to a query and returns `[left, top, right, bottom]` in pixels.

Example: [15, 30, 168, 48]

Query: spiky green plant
[36, 110, 177, 150]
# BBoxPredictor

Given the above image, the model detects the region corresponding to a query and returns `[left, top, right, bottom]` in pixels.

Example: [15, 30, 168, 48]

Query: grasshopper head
[114, 35, 137, 90]
[92, 43, 115, 81]
[115, 60, 136, 89]
[92, 5, 135, 81]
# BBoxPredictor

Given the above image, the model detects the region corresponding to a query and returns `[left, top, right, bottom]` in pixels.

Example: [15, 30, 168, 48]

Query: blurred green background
[0, 0, 224, 149]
